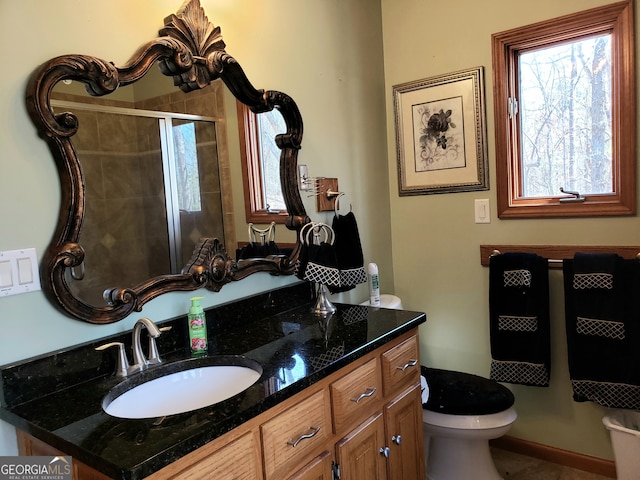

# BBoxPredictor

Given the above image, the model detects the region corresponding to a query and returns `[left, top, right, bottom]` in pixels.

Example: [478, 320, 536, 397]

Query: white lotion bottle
[368, 263, 381, 307]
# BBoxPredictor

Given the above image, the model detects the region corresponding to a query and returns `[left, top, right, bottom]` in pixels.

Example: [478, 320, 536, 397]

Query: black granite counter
[0, 284, 426, 480]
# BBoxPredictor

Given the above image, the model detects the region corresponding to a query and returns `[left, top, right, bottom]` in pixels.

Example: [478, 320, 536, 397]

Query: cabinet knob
[379, 446, 390, 459]
[392, 435, 402, 445]
[287, 426, 321, 448]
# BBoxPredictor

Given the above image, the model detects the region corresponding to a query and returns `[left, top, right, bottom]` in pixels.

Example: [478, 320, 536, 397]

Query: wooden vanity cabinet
[17, 430, 112, 480]
[18, 329, 423, 480]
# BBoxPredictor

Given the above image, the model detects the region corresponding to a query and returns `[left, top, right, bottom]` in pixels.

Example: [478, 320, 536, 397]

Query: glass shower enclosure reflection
[51, 100, 225, 306]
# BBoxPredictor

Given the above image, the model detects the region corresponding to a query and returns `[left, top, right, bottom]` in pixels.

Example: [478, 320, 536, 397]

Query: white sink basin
[103, 358, 262, 419]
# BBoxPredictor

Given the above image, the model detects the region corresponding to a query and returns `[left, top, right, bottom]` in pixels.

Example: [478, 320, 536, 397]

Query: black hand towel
[329, 212, 367, 294]
[489, 252, 551, 386]
[563, 253, 640, 409]
[236, 240, 280, 260]
[573, 252, 618, 290]
[302, 241, 341, 287]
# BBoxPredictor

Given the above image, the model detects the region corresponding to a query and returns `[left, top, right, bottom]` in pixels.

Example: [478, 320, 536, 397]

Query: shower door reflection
[169, 119, 224, 272]
[54, 102, 225, 305]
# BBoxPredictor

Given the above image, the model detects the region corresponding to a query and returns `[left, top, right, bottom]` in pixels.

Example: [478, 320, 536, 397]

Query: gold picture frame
[393, 66, 488, 195]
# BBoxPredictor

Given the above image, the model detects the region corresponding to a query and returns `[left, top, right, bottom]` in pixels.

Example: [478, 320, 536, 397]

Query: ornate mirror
[26, 0, 309, 324]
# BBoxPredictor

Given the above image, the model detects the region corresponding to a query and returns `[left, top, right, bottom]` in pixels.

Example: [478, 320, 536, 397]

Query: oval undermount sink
[103, 356, 262, 419]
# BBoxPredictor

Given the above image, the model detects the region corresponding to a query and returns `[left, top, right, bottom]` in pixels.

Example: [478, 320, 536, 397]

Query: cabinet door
[335, 413, 387, 480]
[384, 385, 425, 480]
[285, 450, 333, 480]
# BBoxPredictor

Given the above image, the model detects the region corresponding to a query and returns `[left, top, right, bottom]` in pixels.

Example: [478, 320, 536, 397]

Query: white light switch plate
[474, 199, 490, 224]
[0, 248, 41, 297]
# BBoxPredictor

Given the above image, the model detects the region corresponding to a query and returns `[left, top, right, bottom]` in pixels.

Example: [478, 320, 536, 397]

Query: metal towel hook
[334, 192, 352, 216]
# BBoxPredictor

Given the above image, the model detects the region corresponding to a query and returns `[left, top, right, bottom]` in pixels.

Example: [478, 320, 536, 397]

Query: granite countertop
[0, 285, 426, 480]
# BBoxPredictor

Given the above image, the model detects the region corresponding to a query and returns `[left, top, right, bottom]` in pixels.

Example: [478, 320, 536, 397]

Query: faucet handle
[95, 342, 130, 377]
[147, 326, 172, 365]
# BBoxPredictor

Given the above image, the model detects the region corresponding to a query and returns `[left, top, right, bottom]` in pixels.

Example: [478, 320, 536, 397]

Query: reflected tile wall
[50, 81, 233, 304]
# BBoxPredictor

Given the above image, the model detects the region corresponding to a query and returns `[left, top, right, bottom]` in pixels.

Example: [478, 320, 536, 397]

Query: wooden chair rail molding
[480, 245, 640, 268]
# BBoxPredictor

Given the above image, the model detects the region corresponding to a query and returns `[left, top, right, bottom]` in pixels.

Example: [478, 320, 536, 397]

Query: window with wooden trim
[492, 1, 635, 218]
[237, 102, 289, 223]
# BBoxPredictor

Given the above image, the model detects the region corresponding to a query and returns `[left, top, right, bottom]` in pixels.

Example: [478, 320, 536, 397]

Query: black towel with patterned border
[489, 252, 551, 386]
[563, 253, 640, 409]
[328, 211, 367, 294]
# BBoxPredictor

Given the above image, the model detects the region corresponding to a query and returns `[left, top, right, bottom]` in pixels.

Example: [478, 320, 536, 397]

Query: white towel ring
[299, 221, 335, 246]
[248, 222, 276, 245]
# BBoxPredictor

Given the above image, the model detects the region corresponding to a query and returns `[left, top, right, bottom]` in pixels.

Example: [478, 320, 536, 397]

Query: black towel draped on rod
[480, 245, 640, 268]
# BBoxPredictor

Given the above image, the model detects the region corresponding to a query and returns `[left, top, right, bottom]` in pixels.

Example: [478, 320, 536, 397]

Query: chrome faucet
[129, 317, 162, 374]
[95, 317, 171, 377]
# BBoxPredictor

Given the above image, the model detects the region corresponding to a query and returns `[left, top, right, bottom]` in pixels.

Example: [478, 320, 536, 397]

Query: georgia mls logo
[0, 456, 72, 480]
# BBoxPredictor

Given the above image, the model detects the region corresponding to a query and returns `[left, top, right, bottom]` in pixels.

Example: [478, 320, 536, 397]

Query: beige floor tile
[491, 448, 612, 480]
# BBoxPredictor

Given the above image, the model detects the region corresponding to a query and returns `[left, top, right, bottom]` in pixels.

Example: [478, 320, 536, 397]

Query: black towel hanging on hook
[329, 207, 367, 293]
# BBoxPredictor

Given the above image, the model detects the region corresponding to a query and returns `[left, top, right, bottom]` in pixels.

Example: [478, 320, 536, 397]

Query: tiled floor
[491, 448, 614, 480]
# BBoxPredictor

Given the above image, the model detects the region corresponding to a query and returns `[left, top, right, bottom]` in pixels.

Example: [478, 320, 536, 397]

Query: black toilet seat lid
[421, 366, 515, 415]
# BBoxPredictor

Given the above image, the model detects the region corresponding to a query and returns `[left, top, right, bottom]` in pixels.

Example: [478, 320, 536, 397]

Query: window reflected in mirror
[238, 102, 289, 223]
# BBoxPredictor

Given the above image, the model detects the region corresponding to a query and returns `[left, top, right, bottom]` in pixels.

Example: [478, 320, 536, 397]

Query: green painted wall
[381, 0, 638, 460]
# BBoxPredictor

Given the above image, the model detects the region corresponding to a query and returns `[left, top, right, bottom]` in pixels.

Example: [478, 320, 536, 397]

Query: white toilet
[359, 294, 516, 479]
[421, 367, 517, 480]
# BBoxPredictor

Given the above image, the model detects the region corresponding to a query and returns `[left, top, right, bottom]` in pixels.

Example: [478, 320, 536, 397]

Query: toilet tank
[360, 294, 403, 309]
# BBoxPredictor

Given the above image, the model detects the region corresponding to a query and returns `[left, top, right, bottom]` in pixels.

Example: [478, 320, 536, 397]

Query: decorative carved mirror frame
[26, 0, 309, 324]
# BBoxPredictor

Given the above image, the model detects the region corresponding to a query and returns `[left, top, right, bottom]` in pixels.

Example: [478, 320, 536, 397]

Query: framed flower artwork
[393, 67, 489, 195]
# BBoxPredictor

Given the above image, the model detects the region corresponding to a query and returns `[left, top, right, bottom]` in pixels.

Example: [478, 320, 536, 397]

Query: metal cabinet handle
[350, 386, 376, 403]
[287, 426, 320, 448]
[396, 359, 417, 372]
[392, 435, 402, 445]
[379, 446, 390, 458]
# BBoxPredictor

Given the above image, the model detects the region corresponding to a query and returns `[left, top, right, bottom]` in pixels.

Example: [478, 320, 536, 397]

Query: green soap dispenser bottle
[188, 296, 208, 354]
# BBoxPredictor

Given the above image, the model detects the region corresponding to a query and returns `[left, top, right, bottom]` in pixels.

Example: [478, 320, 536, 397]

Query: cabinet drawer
[261, 389, 330, 480]
[170, 431, 261, 480]
[330, 357, 380, 432]
[381, 335, 420, 394]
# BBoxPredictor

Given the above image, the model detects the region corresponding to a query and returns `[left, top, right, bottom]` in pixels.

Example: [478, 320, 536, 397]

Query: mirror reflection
[27, 0, 308, 323]
[52, 71, 231, 305]
[255, 108, 287, 212]
[237, 102, 290, 224]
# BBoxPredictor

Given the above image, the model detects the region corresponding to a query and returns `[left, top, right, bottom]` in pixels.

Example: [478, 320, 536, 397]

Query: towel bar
[480, 245, 640, 268]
